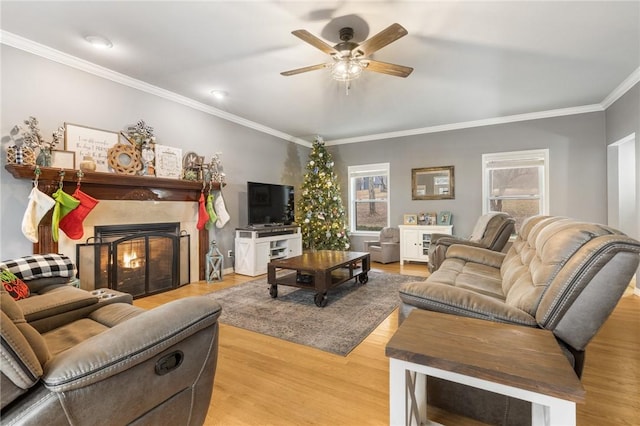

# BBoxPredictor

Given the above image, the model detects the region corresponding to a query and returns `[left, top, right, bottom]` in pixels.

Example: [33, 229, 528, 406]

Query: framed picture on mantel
[65, 123, 118, 172]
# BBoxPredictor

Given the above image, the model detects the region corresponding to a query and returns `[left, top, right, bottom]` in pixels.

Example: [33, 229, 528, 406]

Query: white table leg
[532, 399, 576, 426]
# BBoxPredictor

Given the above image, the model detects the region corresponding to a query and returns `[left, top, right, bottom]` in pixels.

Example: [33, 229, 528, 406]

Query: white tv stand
[234, 225, 302, 276]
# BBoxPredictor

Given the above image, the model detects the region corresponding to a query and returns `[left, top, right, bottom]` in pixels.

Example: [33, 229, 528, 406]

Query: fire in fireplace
[76, 222, 190, 298]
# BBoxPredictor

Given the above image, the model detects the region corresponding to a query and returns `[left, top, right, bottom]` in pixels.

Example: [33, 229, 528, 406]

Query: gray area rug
[206, 271, 423, 356]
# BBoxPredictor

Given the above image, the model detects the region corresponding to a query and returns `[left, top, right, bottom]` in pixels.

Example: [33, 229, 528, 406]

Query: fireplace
[76, 222, 190, 298]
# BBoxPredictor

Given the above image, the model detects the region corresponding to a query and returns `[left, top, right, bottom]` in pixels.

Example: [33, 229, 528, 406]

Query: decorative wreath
[108, 143, 142, 175]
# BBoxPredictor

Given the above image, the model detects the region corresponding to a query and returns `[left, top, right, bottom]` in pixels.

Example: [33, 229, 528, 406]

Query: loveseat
[398, 215, 640, 424]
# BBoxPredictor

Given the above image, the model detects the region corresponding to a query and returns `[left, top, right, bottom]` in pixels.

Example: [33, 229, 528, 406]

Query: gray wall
[605, 83, 639, 145]
[328, 113, 607, 252]
[0, 45, 308, 264]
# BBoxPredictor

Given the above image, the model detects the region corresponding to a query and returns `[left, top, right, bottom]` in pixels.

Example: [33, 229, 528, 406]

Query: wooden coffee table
[267, 250, 370, 307]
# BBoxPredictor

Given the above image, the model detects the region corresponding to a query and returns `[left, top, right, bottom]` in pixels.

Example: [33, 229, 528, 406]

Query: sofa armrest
[42, 296, 222, 391]
[445, 245, 506, 268]
[399, 281, 537, 326]
[364, 240, 380, 249]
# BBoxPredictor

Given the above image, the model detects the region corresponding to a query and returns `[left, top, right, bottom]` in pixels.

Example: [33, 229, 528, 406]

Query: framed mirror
[411, 166, 455, 200]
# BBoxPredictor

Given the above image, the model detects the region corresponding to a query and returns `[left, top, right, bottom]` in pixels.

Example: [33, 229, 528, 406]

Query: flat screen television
[247, 182, 295, 226]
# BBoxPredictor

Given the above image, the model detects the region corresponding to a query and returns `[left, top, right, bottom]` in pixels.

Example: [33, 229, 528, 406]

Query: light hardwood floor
[134, 263, 640, 425]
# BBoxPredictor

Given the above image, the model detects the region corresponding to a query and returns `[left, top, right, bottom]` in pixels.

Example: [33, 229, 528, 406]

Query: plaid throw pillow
[1, 269, 30, 300]
[0, 254, 75, 281]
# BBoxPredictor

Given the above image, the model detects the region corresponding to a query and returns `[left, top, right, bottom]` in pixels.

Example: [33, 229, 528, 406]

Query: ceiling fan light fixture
[331, 58, 363, 82]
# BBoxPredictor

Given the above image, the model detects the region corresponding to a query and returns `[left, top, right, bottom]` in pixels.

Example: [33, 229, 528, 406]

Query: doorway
[607, 133, 639, 294]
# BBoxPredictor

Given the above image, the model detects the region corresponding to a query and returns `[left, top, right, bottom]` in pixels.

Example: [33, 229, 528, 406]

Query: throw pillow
[1, 269, 30, 300]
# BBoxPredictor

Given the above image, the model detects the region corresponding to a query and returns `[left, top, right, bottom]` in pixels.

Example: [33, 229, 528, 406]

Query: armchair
[427, 212, 514, 272]
[1, 289, 222, 425]
[364, 227, 400, 264]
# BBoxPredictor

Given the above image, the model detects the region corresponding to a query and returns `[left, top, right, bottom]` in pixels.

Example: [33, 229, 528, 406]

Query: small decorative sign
[154, 144, 182, 179]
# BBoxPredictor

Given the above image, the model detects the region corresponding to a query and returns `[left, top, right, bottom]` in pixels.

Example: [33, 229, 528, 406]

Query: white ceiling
[1, 1, 639, 144]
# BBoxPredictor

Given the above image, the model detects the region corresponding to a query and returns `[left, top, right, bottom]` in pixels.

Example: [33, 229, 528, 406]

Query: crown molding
[0, 30, 310, 147]
[1, 30, 633, 150]
[324, 104, 604, 146]
[600, 67, 640, 109]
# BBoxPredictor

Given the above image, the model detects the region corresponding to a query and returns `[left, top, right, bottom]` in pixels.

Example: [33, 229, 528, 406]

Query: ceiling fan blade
[291, 29, 339, 56]
[363, 60, 413, 78]
[355, 23, 408, 56]
[281, 63, 328, 76]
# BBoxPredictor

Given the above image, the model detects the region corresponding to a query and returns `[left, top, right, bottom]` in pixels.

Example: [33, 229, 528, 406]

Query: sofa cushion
[17, 286, 99, 323]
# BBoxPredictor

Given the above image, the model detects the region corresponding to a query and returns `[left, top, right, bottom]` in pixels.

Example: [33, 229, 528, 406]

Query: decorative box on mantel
[5, 164, 224, 280]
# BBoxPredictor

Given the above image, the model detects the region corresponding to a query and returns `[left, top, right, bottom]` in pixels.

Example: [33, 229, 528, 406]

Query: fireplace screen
[76, 222, 189, 298]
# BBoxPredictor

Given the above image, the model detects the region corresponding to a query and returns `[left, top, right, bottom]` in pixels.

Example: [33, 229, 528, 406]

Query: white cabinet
[399, 225, 453, 265]
[234, 226, 302, 276]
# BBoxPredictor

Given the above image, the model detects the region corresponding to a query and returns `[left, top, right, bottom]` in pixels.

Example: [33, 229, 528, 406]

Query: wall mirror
[411, 166, 455, 200]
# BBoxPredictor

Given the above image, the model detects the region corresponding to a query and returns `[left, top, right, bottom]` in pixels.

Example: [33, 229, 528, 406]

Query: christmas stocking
[59, 188, 99, 240]
[215, 191, 230, 228]
[21, 187, 56, 243]
[197, 192, 210, 230]
[51, 188, 80, 242]
[205, 193, 218, 230]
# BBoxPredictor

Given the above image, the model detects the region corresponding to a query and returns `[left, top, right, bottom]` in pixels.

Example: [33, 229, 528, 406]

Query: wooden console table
[5, 164, 223, 280]
[386, 310, 585, 426]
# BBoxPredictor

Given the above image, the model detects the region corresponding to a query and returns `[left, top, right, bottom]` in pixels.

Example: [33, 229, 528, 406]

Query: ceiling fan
[281, 23, 413, 82]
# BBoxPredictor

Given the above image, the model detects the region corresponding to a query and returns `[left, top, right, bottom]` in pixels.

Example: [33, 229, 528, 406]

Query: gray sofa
[399, 216, 640, 424]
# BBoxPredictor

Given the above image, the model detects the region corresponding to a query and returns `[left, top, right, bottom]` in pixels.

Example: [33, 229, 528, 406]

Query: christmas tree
[298, 136, 350, 250]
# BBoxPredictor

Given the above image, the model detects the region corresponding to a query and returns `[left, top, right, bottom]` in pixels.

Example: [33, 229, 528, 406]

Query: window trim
[481, 149, 549, 215]
[348, 163, 390, 236]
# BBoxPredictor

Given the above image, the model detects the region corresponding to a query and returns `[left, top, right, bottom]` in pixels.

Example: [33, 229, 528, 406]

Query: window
[482, 149, 549, 231]
[348, 163, 390, 233]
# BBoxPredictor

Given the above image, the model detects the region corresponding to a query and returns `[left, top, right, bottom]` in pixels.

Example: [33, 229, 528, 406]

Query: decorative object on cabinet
[425, 212, 437, 225]
[65, 123, 119, 172]
[417, 212, 427, 225]
[437, 210, 452, 225]
[107, 142, 142, 175]
[398, 224, 453, 265]
[79, 155, 97, 172]
[411, 165, 455, 200]
[155, 144, 183, 179]
[403, 214, 417, 225]
[51, 150, 76, 169]
[126, 119, 156, 148]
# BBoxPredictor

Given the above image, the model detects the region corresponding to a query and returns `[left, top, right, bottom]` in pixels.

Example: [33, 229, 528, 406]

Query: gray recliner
[428, 212, 515, 272]
[364, 227, 401, 264]
[1, 288, 222, 425]
[399, 215, 640, 424]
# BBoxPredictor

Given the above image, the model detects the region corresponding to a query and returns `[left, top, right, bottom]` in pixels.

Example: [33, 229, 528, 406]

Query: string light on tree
[297, 136, 350, 250]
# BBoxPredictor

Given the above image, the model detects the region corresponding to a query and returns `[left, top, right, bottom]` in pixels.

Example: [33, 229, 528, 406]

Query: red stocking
[59, 188, 99, 240]
[197, 192, 210, 230]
